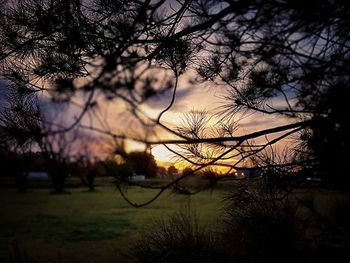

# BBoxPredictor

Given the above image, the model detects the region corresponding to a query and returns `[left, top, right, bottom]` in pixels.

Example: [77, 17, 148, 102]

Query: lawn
[2, 177, 349, 263]
[0, 180, 226, 263]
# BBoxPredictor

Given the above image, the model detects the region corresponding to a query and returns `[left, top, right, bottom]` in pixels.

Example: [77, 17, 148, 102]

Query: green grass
[2, 178, 348, 262]
[0, 183, 225, 263]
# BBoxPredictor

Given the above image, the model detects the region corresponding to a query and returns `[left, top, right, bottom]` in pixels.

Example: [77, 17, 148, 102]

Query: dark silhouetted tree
[0, 0, 349, 201]
[167, 165, 178, 177]
[38, 127, 80, 193]
[182, 167, 193, 176]
[1, 1, 350, 260]
[157, 166, 167, 177]
[127, 151, 158, 178]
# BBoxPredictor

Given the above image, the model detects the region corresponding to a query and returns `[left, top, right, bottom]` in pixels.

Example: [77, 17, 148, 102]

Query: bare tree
[38, 124, 81, 193]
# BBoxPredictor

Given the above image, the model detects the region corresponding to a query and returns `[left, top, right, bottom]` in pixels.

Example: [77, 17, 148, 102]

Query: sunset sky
[0, 0, 294, 171]
[63, 69, 291, 168]
[1, 68, 291, 170]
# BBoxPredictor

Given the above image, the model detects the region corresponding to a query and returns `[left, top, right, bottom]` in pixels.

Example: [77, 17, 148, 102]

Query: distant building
[130, 175, 146, 181]
[234, 168, 261, 178]
[25, 172, 49, 180]
[306, 177, 322, 182]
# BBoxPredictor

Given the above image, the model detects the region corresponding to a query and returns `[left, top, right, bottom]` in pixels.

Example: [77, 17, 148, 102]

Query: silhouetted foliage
[38, 128, 81, 193]
[156, 166, 167, 177]
[131, 180, 306, 263]
[130, 209, 223, 263]
[127, 151, 158, 178]
[0, 149, 21, 178]
[71, 157, 97, 191]
[113, 161, 135, 179]
[222, 181, 308, 263]
[0, 149, 47, 191]
[0, 0, 349, 198]
[182, 167, 193, 176]
[1, 2, 349, 262]
[305, 84, 350, 189]
[167, 165, 178, 177]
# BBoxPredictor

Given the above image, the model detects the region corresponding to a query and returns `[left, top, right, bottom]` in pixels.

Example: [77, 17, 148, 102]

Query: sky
[0, 0, 295, 169]
[0, 68, 291, 169]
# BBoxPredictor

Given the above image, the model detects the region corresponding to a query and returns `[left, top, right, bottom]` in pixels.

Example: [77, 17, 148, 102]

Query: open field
[1, 176, 350, 262]
[0, 179, 226, 263]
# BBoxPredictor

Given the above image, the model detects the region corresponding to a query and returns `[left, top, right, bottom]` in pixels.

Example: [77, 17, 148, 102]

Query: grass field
[0, 180, 226, 263]
[2, 177, 350, 263]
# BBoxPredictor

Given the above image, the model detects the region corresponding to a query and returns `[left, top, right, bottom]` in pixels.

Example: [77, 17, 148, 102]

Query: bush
[221, 180, 308, 263]
[131, 176, 350, 263]
[129, 208, 225, 263]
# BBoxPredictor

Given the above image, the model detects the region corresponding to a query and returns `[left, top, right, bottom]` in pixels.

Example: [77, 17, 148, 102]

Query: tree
[167, 165, 178, 177]
[0, 87, 43, 191]
[39, 126, 80, 193]
[127, 151, 158, 178]
[1, 1, 350, 260]
[0, 0, 349, 203]
[72, 157, 97, 191]
[182, 167, 193, 176]
[157, 166, 167, 177]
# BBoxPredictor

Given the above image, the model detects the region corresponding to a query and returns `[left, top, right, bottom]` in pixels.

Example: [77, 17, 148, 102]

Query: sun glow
[151, 145, 174, 162]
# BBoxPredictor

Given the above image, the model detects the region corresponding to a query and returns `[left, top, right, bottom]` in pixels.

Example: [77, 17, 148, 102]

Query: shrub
[221, 180, 308, 263]
[129, 208, 225, 263]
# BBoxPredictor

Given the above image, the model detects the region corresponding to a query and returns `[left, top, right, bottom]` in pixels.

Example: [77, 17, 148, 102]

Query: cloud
[145, 87, 192, 111]
[239, 119, 279, 128]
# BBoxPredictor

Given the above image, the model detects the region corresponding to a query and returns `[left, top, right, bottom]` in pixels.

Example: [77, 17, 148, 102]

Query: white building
[130, 175, 146, 181]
